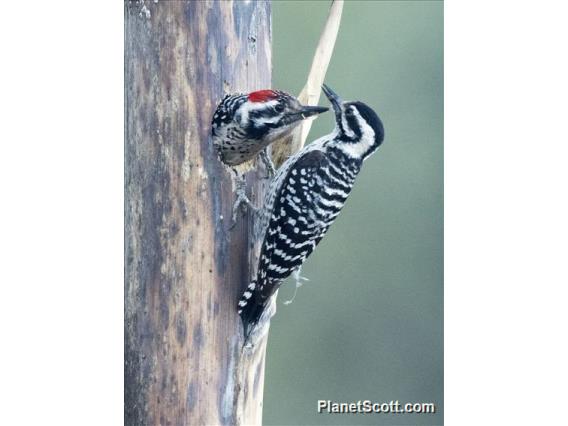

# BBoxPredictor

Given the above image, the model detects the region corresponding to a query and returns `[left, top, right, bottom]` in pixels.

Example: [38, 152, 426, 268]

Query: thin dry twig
[271, 0, 344, 167]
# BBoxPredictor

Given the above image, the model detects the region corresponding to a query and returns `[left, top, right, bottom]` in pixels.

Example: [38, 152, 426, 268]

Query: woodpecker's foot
[283, 267, 310, 305]
[260, 149, 276, 178]
[230, 192, 255, 229]
[229, 177, 258, 229]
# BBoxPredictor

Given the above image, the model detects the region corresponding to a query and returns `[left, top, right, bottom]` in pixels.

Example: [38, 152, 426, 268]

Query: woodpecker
[238, 84, 385, 342]
[211, 90, 328, 223]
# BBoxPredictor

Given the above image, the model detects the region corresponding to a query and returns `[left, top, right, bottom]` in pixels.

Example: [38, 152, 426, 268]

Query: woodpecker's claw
[260, 149, 276, 178]
[229, 174, 258, 230]
[230, 192, 256, 229]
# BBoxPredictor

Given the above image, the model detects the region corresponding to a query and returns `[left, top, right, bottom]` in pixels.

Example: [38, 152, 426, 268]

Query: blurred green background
[266, 1, 443, 425]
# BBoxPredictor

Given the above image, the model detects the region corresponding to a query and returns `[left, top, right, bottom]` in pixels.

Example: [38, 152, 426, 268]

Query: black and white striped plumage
[238, 85, 385, 339]
[211, 90, 328, 174]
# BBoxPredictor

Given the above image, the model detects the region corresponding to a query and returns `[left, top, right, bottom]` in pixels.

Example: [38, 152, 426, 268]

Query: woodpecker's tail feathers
[239, 291, 278, 347]
[237, 281, 264, 336]
[240, 302, 266, 340]
[238, 280, 280, 345]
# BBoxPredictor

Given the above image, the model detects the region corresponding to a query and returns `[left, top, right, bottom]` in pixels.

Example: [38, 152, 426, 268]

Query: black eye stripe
[345, 112, 362, 138]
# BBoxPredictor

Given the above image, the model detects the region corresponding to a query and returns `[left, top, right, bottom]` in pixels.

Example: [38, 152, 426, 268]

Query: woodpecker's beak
[283, 105, 328, 125]
[322, 84, 342, 116]
[298, 105, 329, 119]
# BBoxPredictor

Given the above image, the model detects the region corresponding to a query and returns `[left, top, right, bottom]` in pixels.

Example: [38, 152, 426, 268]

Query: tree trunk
[125, 1, 271, 425]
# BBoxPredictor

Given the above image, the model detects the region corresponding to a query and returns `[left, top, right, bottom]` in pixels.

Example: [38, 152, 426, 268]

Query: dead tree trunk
[125, 1, 271, 425]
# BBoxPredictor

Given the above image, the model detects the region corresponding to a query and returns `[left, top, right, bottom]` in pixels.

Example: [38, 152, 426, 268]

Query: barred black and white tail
[238, 280, 275, 340]
[238, 281, 256, 322]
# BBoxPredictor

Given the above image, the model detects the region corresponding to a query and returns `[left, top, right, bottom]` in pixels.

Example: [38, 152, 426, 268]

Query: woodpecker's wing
[258, 149, 346, 301]
[266, 148, 352, 278]
[256, 141, 325, 240]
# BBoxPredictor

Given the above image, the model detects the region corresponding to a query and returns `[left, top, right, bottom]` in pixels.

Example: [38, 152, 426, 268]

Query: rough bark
[125, 1, 271, 425]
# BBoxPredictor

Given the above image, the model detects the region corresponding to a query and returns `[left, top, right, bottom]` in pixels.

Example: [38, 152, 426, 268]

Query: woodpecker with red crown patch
[211, 90, 328, 224]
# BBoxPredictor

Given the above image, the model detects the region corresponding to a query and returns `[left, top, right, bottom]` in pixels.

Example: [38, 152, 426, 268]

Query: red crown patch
[248, 90, 278, 103]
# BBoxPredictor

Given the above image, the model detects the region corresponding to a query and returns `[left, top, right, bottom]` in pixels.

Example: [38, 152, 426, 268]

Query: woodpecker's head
[236, 90, 328, 142]
[322, 84, 384, 161]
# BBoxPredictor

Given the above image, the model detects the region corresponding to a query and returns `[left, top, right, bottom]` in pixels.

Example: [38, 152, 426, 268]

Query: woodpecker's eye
[345, 107, 354, 116]
[275, 104, 285, 113]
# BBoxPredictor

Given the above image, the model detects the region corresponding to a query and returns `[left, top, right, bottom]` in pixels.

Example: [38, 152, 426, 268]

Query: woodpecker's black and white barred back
[238, 84, 385, 342]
